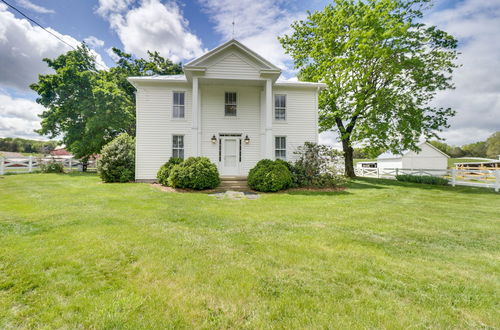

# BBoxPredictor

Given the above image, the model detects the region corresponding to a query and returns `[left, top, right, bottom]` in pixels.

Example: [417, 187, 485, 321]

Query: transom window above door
[173, 91, 185, 118]
[224, 92, 237, 116]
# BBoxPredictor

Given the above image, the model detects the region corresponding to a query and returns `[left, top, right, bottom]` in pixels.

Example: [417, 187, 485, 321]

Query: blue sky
[0, 0, 499, 147]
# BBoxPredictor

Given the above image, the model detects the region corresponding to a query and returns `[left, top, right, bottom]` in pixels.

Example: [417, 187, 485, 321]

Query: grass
[0, 173, 499, 328]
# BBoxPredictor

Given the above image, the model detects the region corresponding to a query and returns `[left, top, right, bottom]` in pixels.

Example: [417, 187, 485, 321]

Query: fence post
[395, 168, 399, 177]
[69, 157, 72, 172]
[28, 156, 33, 173]
[0, 157, 4, 175]
[451, 168, 456, 187]
[495, 170, 500, 193]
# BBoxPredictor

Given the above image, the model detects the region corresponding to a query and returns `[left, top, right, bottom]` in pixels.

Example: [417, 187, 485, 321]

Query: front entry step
[216, 176, 250, 192]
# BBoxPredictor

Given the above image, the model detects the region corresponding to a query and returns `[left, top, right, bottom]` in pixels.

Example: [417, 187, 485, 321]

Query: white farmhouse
[377, 141, 449, 170]
[128, 39, 325, 181]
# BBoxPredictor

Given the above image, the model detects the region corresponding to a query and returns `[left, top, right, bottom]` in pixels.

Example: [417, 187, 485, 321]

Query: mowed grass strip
[0, 173, 499, 328]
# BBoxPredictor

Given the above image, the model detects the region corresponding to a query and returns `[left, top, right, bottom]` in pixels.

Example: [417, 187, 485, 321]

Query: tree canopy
[280, 0, 459, 176]
[30, 45, 182, 162]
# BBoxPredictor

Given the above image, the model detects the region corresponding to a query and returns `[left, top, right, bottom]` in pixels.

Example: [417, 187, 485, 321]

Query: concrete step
[220, 176, 247, 181]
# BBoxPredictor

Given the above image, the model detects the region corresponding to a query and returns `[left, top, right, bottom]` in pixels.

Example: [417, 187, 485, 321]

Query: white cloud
[16, 0, 55, 14]
[0, 4, 107, 91]
[427, 0, 500, 146]
[84, 36, 105, 48]
[199, 0, 305, 70]
[0, 93, 45, 139]
[97, 0, 204, 62]
[106, 47, 120, 62]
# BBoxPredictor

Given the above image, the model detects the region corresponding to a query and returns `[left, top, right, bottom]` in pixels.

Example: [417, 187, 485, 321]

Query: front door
[221, 137, 240, 175]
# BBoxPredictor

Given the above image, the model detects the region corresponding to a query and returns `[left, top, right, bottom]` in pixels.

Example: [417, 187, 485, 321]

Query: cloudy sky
[0, 0, 499, 147]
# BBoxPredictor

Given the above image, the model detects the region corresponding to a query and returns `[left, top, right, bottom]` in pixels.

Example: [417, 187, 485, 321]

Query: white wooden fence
[0, 156, 97, 174]
[355, 167, 500, 192]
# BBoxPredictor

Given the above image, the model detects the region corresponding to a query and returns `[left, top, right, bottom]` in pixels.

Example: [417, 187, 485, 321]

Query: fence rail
[0, 156, 97, 174]
[355, 167, 500, 192]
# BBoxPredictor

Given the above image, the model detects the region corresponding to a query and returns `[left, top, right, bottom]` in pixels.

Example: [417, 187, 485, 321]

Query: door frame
[218, 133, 242, 176]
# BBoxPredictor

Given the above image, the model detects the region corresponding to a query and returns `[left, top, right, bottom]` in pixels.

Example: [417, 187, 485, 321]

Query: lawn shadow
[284, 190, 351, 196]
[352, 177, 498, 195]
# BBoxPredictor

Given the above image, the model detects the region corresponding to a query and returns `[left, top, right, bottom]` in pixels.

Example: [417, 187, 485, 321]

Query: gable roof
[377, 142, 450, 160]
[184, 39, 281, 71]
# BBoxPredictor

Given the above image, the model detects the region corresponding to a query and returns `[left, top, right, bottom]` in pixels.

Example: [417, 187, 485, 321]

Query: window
[172, 135, 184, 159]
[173, 91, 185, 118]
[274, 94, 286, 120]
[275, 136, 286, 160]
[224, 92, 237, 116]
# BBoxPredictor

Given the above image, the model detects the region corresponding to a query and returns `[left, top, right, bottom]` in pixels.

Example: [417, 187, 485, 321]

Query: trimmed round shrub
[248, 159, 293, 192]
[168, 157, 220, 190]
[157, 157, 183, 186]
[97, 133, 135, 183]
[40, 161, 64, 173]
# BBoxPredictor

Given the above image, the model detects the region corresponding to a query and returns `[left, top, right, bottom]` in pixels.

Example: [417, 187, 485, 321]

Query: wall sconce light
[244, 135, 250, 144]
[211, 135, 217, 144]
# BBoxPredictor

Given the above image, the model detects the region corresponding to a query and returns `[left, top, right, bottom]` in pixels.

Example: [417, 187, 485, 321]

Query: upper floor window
[274, 94, 286, 120]
[275, 136, 286, 160]
[173, 91, 185, 118]
[172, 135, 184, 159]
[225, 92, 237, 116]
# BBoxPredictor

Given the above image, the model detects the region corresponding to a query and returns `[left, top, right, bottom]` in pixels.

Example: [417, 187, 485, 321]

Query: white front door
[221, 137, 240, 175]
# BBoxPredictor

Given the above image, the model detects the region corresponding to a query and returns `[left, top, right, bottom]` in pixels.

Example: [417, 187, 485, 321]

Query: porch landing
[216, 176, 251, 192]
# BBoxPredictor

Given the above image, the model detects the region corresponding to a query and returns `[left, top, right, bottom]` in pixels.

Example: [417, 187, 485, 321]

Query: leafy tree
[486, 131, 500, 159]
[461, 141, 487, 158]
[0, 137, 58, 154]
[280, 0, 459, 177]
[31, 45, 132, 167]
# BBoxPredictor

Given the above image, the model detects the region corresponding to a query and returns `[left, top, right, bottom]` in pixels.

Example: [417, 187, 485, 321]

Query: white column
[265, 79, 273, 159]
[192, 76, 199, 156]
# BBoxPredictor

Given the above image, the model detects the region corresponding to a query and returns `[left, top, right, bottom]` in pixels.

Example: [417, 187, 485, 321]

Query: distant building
[50, 146, 72, 157]
[377, 142, 449, 170]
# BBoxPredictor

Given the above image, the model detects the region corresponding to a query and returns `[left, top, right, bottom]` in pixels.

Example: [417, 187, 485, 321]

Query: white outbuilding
[377, 141, 449, 170]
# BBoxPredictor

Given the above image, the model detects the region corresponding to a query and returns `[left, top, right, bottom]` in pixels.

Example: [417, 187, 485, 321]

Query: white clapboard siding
[135, 83, 193, 180]
[205, 51, 261, 80]
[272, 87, 318, 162]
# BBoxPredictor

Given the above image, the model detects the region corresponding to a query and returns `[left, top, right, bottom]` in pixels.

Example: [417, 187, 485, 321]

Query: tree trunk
[342, 138, 356, 178]
[82, 158, 88, 172]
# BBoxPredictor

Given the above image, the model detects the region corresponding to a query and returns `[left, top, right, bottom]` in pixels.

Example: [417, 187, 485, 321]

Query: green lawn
[1, 173, 499, 328]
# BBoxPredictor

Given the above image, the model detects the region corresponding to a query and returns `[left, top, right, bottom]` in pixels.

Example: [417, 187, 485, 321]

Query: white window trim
[273, 93, 287, 122]
[224, 91, 238, 118]
[274, 136, 287, 161]
[172, 134, 185, 159]
[172, 91, 186, 120]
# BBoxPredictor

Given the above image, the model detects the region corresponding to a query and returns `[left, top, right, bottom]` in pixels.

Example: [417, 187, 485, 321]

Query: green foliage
[0, 138, 58, 154]
[40, 161, 64, 173]
[486, 132, 500, 159]
[247, 159, 293, 192]
[396, 175, 449, 186]
[280, 0, 459, 176]
[167, 157, 220, 190]
[30, 45, 182, 161]
[157, 157, 184, 186]
[461, 141, 487, 158]
[97, 133, 135, 183]
[293, 142, 347, 188]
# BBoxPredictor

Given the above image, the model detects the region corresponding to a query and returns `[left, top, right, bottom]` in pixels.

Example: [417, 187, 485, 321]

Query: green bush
[248, 159, 293, 192]
[97, 133, 135, 183]
[396, 175, 448, 186]
[157, 157, 183, 186]
[168, 157, 220, 190]
[40, 161, 64, 173]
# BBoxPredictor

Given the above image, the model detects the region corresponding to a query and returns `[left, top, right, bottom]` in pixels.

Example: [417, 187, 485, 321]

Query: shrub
[168, 157, 220, 190]
[396, 175, 449, 186]
[40, 160, 64, 173]
[157, 157, 183, 186]
[293, 142, 347, 188]
[97, 133, 135, 183]
[248, 159, 293, 192]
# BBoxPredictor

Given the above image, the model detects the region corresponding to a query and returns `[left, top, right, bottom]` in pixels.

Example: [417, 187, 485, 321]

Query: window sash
[173, 92, 185, 118]
[172, 135, 184, 159]
[225, 92, 237, 116]
[275, 136, 286, 160]
[274, 94, 286, 120]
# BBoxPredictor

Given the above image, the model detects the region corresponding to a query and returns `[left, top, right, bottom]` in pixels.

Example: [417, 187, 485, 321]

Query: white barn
[377, 141, 449, 170]
[128, 39, 325, 181]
